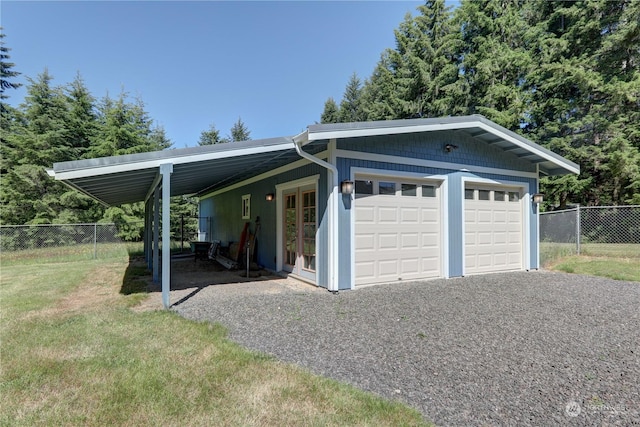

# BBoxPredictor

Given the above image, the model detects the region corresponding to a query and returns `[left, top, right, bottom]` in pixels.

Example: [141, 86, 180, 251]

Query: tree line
[322, 0, 640, 208]
[0, 29, 252, 231]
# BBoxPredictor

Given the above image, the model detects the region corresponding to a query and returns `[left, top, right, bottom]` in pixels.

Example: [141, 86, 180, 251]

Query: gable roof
[299, 115, 579, 177]
[49, 115, 578, 206]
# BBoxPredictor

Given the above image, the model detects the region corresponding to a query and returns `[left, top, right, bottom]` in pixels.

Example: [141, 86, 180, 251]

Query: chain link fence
[0, 217, 210, 265]
[0, 223, 139, 264]
[539, 205, 640, 266]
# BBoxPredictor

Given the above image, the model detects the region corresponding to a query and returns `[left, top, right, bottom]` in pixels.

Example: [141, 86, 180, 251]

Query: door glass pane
[494, 191, 505, 201]
[465, 189, 475, 200]
[422, 185, 436, 197]
[479, 190, 490, 200]
[379, 182, 395, 195]
[302, 190, 316, 272]
[355, 180, 373, 198]
[401, 183, 417, 196]
[509, 191, 520, 202]
[284, 194, 297, 266]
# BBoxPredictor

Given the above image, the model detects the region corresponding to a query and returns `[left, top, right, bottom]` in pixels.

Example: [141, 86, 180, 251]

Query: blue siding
[199, 163, 329, 286]
[337, 131, 540, 282]
[338, 131, 537, 173]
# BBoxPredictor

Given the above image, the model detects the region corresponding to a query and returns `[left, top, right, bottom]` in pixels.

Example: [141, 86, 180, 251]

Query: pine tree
[320, 97, 340, 124]
[0, 29, 21, 114]
[229, 117, 251, 142]
[361, 51, 403, 120]
[338, 73, 365, 122]
[525, 0, 639, 206]
[198, 123, 223, 145]
[453, 0, 533, 128]
[90, 92, 171, 158]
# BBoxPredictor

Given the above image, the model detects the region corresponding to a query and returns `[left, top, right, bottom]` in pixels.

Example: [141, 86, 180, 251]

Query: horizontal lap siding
[200, 164, 329, 286]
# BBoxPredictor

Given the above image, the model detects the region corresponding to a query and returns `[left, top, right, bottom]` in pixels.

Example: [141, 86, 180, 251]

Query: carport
[48, 136, 340, 308]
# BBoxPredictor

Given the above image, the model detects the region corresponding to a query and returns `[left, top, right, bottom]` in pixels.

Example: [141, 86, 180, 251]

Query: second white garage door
[354, 177, 442, 286]
[464, 186, 523, 275]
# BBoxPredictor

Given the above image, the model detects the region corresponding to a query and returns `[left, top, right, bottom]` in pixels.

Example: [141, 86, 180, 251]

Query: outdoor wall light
[341, 180, 355, 195]
[532, 193, 544, 205]
[265, 193, 275, 202]
[444, 144, 458, 153]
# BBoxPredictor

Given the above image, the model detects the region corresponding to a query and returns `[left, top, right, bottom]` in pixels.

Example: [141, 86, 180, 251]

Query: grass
[549, 256, 640, 282]
[0, 256, 430, 427]
[542, 242, 640, 282]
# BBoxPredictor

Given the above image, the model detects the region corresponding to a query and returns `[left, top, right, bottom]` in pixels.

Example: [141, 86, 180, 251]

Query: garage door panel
[355, 234, 375, 250]
[401, 233, 420, 248]
[378, 260, 399, 277]
[355, 262, 375, 280]
[356, 206, 375, 223]
[400, 259, 419, 275]
[379, 233, 399, 249]
[355, 177, 442, 285]
[379, 207, 398, 223]
[401, 207, 419, 223]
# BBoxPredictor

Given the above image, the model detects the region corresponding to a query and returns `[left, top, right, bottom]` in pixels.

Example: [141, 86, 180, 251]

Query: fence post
[576, 205, 581, 255]
[94, 223, 98, 259]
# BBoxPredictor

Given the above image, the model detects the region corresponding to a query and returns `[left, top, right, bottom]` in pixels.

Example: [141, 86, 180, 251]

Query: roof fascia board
[335, 148, 539, 179]
[199, 150, 329, 200]
[474, 122, 580, 175]
[307, 121, 478, 142]
[53, 142, 295, 181]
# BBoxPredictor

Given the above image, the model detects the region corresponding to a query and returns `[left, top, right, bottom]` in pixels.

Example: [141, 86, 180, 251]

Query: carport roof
[49, 136, 302, 206]
[49, 115, 579, 207]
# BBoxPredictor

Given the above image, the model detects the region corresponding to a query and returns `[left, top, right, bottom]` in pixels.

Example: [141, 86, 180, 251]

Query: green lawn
[549, 256, 640, 282]
[541, 242, 640, 282]
[0, 257, 429, 427]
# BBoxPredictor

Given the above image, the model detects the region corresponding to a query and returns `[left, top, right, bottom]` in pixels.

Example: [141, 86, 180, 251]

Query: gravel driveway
[174, 271, 640, 426]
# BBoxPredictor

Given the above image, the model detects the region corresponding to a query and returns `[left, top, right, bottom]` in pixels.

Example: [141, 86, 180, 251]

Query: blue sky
[2, 1, 431, 148]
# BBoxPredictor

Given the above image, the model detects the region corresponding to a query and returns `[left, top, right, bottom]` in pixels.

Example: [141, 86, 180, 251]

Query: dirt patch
[132, 257, 321, 312]
[23, 263, 125, 321]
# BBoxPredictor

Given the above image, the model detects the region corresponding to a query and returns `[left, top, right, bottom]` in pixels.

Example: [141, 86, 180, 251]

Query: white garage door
[464, 186, 523, 274]
[354, 177, 441, 286]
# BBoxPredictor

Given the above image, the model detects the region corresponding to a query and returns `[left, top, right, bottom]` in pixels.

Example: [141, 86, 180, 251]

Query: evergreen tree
[338, 73, 365, 122]
[198, 123, 223, 145]
[525, 0, 639, 206]
[453, 0, 533, 128]
[320, 97, 340, 124]
[0, 70, 71, 224]
[229, 117, 251, 142]
[90, 92, 171, 158]
[0, 29, 21, 114]
[361, 51, 403, 120]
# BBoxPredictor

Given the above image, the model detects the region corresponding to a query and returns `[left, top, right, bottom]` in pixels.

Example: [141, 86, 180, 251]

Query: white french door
[282, 186, 316, 281]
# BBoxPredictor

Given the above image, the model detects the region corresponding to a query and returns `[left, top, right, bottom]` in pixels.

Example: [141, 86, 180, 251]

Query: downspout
[292, 131, 339, 292]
